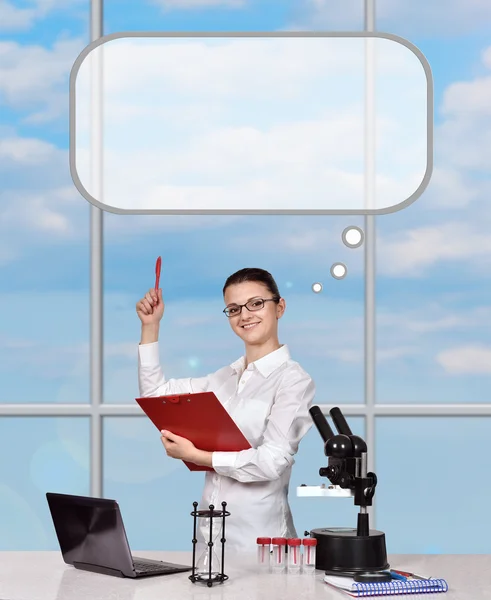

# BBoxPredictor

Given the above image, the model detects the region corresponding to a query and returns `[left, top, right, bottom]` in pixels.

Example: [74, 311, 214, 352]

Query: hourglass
[189, 501, 230, 587]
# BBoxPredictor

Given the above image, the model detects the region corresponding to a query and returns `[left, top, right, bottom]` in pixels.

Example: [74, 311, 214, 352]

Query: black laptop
[46, 492, 192, 578]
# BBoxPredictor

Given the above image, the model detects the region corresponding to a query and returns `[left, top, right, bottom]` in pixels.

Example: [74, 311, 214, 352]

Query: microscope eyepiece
[309, 406, 335, 443]
[330, 407, 353, 436]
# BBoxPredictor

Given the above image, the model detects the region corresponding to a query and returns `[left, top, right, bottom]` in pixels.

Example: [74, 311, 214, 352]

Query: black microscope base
[310, 527, 389, 575]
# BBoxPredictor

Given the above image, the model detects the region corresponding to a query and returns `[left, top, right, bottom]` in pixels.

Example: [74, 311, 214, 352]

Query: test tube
[271, 537, 287, 572]
[256, 537, 271, 568]
[302, 538, 317, 572]
[287, 538, 301, 572]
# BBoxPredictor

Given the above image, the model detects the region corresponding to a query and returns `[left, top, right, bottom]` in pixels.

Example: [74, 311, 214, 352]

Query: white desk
[0, 551, 488, 599]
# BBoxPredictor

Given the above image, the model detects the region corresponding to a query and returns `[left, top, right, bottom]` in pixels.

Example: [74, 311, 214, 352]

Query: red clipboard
[135, 392, 252, 472]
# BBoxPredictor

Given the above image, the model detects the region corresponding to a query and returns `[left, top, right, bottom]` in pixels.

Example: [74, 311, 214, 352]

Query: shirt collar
[230, 344, 291, 378]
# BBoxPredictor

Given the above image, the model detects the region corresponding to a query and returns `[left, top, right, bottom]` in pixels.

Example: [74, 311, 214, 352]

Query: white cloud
[0, 134, 86, 258]
[420, 167, 480, 209]
[378, 306, 491, 337]
[0, 37, 84, 122]
[370, 45, 491, 275]
[1, 187, 78, 236]
[438, 54, 491, 172]
[377, 221, 491, 277]
[377, 306, 491, 378]
[225, 204, 491, 279]
[437, 345, 491, 374]
[228, 216, 357, 257]
[407, 316, 472, 334]
[293, 0, 491, 35]
[376, 0, 491, 35]
[442, 76, 491, 118]
[0, 0, 84, 32]
[0, 135, 60, 164]
[0, 1, 37, 31]
[288, 0, 362, 30]
[0, 129, 247, 265]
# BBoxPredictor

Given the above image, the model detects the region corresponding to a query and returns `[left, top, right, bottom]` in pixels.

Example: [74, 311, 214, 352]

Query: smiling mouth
[242, 322, 260, 330]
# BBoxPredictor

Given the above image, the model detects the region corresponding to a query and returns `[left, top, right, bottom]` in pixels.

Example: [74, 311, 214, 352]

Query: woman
[136, 267, 315, 553]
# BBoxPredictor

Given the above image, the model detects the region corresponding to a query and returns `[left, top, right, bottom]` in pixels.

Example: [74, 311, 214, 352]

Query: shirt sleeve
[211, 369, 315, 482]
[138, 342, 209, 396]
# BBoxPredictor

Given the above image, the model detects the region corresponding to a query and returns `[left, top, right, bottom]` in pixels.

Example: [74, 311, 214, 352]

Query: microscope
[297, 405, 389, 576]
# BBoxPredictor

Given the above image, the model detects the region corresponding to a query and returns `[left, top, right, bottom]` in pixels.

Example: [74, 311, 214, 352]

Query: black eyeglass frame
[222, 296, 280, 318]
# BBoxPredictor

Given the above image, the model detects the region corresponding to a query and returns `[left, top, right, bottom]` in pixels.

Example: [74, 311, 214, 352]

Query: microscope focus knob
[327, 464, 342, 484]
[325, 434, 353, 458]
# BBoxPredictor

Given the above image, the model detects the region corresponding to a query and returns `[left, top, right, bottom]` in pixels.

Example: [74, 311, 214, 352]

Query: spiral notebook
[324, 574, 448, 597]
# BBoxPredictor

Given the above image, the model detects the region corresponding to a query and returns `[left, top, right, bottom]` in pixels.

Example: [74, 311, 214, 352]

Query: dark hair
[223, 267, 281, 299]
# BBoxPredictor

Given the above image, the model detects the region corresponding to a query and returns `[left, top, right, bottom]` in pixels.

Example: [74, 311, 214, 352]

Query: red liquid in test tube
[302, 538, 317, 572]
[271, 537, 287, 572]
[287, 538, 301, 572]
[256, 537, 271, 569]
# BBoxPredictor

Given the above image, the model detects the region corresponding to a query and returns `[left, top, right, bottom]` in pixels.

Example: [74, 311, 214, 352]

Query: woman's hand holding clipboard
[136, 392, 252, 472]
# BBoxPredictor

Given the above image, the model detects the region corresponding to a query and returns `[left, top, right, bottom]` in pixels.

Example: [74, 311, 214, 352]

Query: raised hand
[136, 287, 164, 326]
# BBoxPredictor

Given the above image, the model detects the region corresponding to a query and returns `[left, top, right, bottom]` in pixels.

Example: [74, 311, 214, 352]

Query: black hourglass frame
[189, 501, 230, 587]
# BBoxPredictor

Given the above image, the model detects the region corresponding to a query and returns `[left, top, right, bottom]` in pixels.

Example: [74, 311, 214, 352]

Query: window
[2, 0, 489, 554]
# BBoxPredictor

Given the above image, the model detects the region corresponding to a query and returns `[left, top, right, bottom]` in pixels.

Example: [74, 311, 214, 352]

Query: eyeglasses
[223, 297, 279, 318]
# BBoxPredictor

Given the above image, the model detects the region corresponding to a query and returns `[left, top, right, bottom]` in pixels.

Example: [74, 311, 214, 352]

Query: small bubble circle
[331, 263, 347, 279]
[342, 226, 364, 248]
[312, 282, 323, 293]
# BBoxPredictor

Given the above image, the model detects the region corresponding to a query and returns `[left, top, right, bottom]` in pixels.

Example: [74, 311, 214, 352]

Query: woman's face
[223, 281, 285, 346]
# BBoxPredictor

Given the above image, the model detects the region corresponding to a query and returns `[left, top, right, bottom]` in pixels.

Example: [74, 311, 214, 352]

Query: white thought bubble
[70, 33, 433, 214]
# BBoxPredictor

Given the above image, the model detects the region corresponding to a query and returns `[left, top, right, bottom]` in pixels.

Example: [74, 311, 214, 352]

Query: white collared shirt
[138, 342, 315, 553]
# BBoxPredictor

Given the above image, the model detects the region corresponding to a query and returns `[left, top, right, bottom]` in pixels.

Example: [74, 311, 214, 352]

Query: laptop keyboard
[133, 560, 179, 574]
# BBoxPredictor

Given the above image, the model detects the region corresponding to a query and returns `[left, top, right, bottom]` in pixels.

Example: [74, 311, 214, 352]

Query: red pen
[155, 256, 161, 293]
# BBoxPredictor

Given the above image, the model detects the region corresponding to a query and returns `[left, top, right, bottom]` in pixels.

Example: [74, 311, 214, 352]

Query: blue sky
[1, 0, 490, 401]
[1, 0, 491, 554]
[1, 1, 490, 403]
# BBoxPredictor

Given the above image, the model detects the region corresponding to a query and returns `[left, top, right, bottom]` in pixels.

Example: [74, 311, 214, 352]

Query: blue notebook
[324, 574, 448, 596]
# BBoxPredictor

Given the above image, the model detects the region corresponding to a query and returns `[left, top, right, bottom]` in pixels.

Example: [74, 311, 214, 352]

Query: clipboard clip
[163, 396, 181, 404]
[162, 395, 192, 404]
